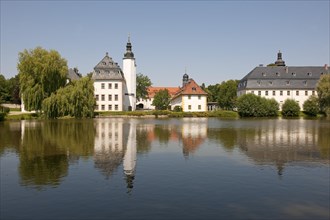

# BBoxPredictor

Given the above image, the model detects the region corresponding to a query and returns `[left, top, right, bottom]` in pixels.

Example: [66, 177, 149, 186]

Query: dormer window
[307, 72, 312, 76]
[276, 72, 280, 76]
[303, 81, 307, 86]
[269, 81, 273, 85]
[102, 62, 106, 65]
[262, 72, 266, 76]
[257, 80, 261, 86]
[286, 81, 290, 85]
[292, 72, 296, 76]
[192, 87, 196, 91]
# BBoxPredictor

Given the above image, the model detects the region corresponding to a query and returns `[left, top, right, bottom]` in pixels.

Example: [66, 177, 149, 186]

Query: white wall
[94, 80, 123, 111]
[123, 58, 136, 111]
[241, 89, 317, 110]
[182, 95, 207, 112]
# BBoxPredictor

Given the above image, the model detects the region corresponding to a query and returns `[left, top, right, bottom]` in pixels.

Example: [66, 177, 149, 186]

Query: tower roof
[124, 35, 134, 59]
[274, 50, 286, 66]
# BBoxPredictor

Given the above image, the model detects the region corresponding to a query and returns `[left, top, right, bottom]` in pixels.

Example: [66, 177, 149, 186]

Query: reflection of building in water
[237, 119, 328, 175]
[93, 118, 137, 192]
[181, 118, 207, 157]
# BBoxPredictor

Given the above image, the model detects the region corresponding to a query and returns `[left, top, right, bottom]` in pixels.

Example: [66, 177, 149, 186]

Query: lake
[0, 118, 329, 220]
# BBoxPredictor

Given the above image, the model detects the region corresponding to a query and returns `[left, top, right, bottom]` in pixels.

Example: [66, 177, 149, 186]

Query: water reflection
[0, 118, 328, 189]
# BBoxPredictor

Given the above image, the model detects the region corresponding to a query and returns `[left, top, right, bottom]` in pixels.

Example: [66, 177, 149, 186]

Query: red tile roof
[172, 79, 207, 99]
[147, 87, 180, 98]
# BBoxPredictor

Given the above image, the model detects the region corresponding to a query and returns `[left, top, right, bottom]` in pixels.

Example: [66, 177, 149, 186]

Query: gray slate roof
[67, 68, 82, 81]
[238, 66, 327, 90]
[92, 53, 124, 80]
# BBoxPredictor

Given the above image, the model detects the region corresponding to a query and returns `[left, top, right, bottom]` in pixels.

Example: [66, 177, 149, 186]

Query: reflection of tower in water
[123, 119, 137, 193]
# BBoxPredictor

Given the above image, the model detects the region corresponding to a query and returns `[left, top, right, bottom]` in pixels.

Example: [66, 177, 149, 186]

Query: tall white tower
[123, 36, 137, 111]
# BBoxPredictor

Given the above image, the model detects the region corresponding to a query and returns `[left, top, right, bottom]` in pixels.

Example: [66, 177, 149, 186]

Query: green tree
[18, 47, 68, 112]
[217, 80, 239, 110]
[303, 95, 319, 116]
[281, 99, 300, 117]
[42, 76, 95, 119]
[316, 74, 330, 116]
[206, 84, 220, 102]
[7, 75, 21, 104]
[0, 74, 10, 104]
[136, 73, 152, 101]
[237, 93, 279, 117]
[152, 89, 171, 110]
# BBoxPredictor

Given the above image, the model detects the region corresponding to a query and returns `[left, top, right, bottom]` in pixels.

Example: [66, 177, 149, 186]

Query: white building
[92, 37, 136, 111]
[237, 51, 329, 109]
[136, 74, 208, 112]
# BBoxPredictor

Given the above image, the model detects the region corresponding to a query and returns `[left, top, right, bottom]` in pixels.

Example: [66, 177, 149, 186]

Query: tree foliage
[303, 96, 319, 116]
[0, 74, 9, 104]
[136, 73, 152, 101]
[42, 77, 95, 119]
[152, 89, 171, 110]
[237, 93, 279, 117]
[205, 84, 220, 102]
[18, 47, 68, 111]
[316, 74, 330, 116]
[217, 80, 239, 110]
[281, 99, 300, 117]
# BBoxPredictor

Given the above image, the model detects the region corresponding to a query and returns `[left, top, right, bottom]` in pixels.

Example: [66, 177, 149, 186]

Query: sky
[1, 0, 329, 87]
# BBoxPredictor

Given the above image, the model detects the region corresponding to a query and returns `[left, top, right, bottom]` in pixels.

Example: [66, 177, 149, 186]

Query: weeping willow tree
[18, 47, 68, 112]
[42, 76, 95, 119]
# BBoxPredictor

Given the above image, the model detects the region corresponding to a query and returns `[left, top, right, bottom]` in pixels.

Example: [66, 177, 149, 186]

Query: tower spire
[124, 34, 134, 59]
[275, 50, 286, 66]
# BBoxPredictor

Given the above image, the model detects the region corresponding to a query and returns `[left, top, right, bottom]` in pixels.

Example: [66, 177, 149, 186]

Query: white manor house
[237, 51, 328, 109]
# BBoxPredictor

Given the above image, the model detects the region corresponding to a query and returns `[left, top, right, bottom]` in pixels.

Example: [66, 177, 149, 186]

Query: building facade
[92, 38, 136, 112]
[237, 51, 328, 109]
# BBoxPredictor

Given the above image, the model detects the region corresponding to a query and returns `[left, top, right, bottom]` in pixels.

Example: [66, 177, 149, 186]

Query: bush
[237, 94, 279, 117]
[282, 99, 300, 117]
[173, 106, 183, 112]
[303, 96, 319, 116]
[0, 112, 5, 121]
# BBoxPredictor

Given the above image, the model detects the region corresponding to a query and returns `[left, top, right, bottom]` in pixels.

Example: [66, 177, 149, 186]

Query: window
[272, 91, 275, 96]
[286, 81, 290, 85]
[296, 91, 299, 96]
[95, 105, 98, 110]
[262, 72, 266, 76]
[101, 83, 105, 89]
[115, 94, 118, 101]
[198, 105, 201, 110]
[102, 62, 106, 65]
[276, 72, 280, 76]
[269, 81, 273, 85]
[198, 95, 201, 100]
[305, 91, 308, 96]
[192, 87, 196, 91]
[257, 80, 261, 86]
[292, 72, 296, 76]
[108, 105, 112, 111]
[108, 83, 112, 89]
[287, 91, 290, 96]
[188, 95, 191, 99]
[115, 105, 118, 110]
[101, 95, 105, 101]
[258, 91, 261, 96]
[303, 81, 307, 86]
[108, 95, 112, 101]
[96, 95, 99, 101]
[188, 105, 191, 110]
[265, 91, 268, 96]
[312, 90, 315, 95]
[251, 91, 254, 94]
[280, 91, 283, 96]
[101, 105, 105, 110]
[307, 72, 312, 76]
[115, 83, 118, 89]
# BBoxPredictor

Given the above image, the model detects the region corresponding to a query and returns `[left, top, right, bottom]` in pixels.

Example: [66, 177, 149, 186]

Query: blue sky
[1, 0, 329, 86]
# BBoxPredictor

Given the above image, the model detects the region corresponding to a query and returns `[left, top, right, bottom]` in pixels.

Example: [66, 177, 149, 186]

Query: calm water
[0, 118, 329, 220]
